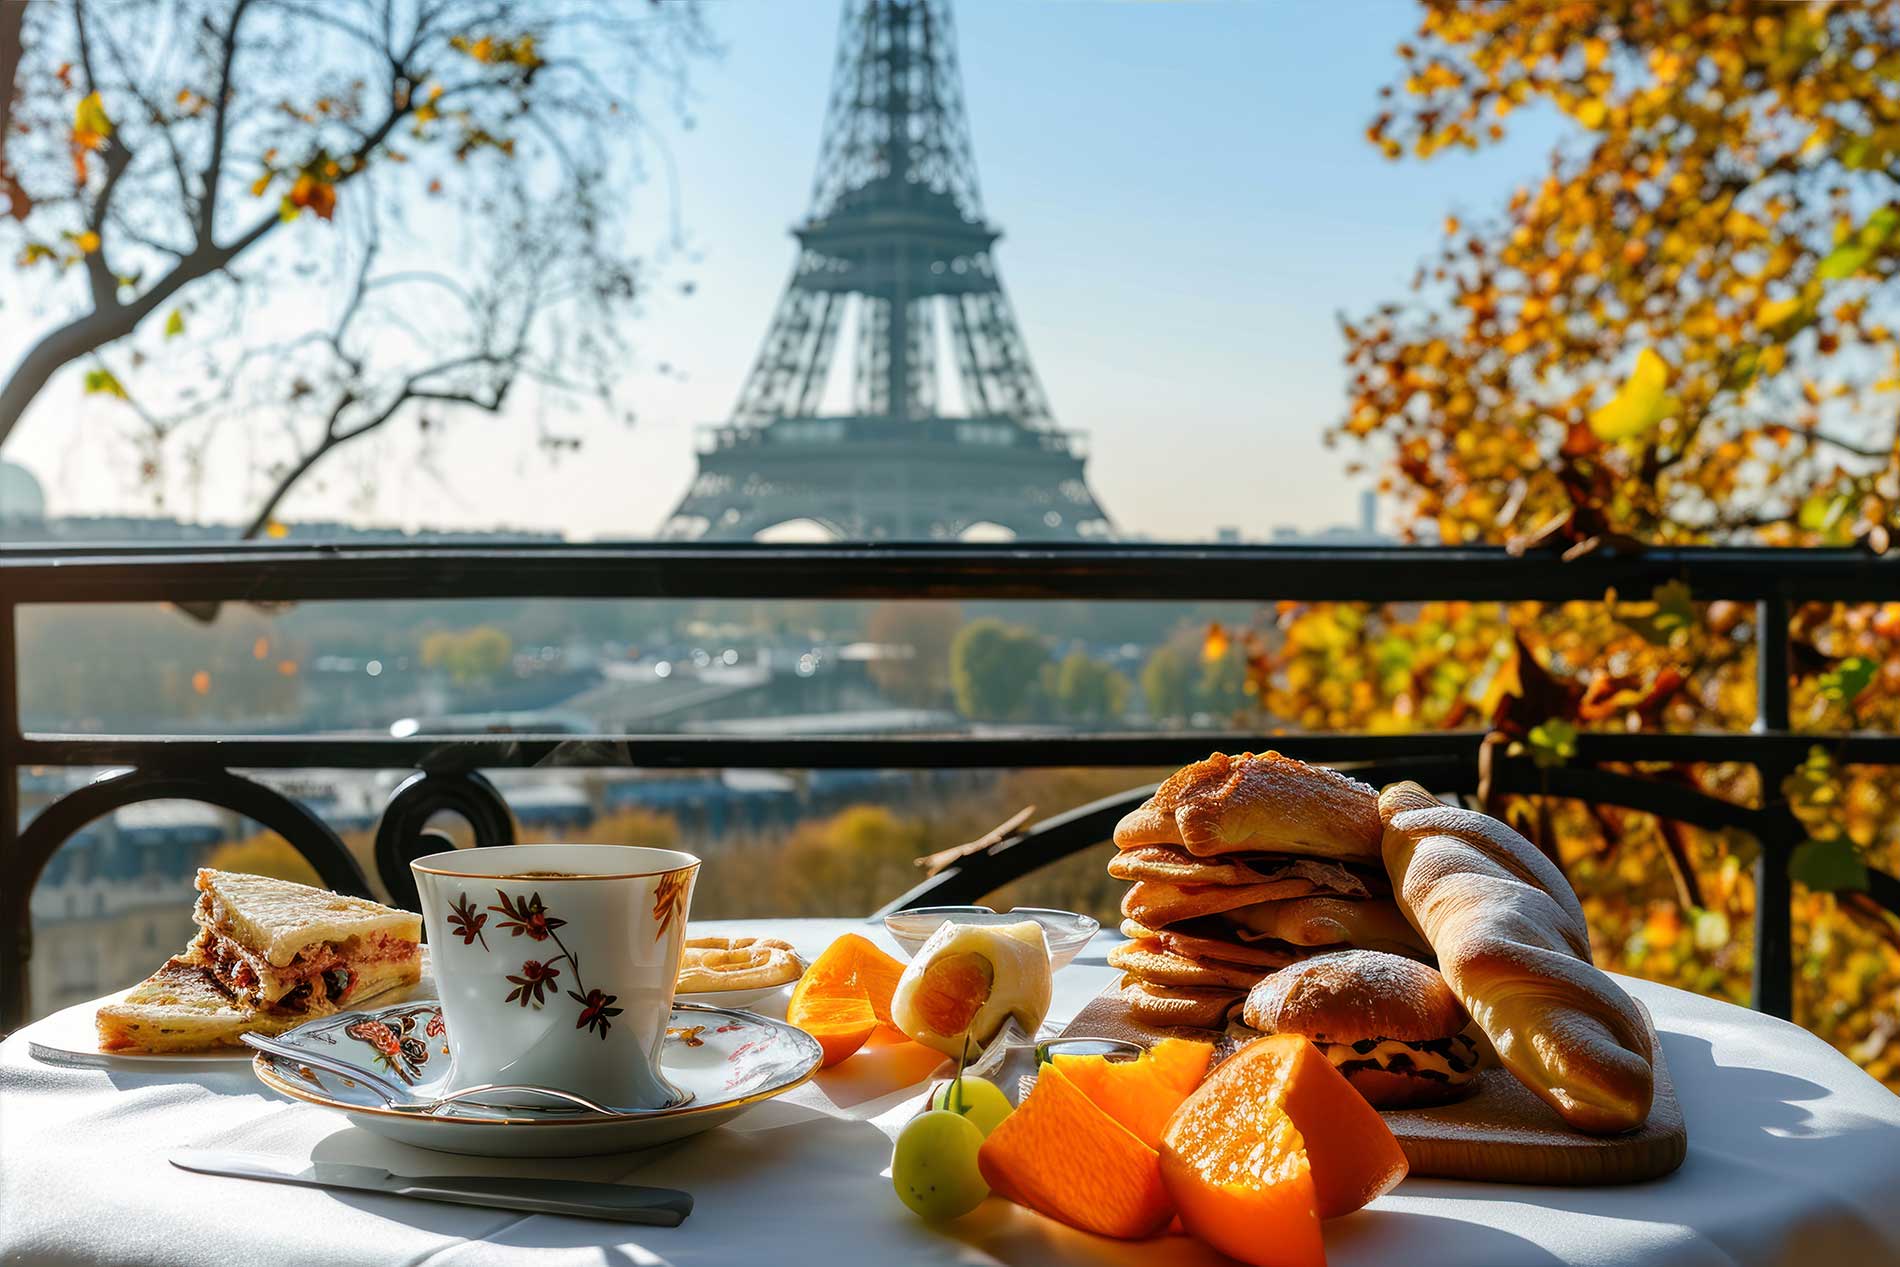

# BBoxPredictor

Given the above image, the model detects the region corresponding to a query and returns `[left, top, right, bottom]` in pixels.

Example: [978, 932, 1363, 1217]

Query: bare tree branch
[198, 0, 260, 245]
[0, 3, 28, 218]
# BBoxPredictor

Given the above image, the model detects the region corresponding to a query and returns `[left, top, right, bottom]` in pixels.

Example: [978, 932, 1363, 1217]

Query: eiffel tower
[663, 0, 1113, 541]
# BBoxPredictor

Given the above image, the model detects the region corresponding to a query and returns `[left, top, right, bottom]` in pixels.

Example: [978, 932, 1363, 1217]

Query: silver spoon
[242, 1032, 631, 1117]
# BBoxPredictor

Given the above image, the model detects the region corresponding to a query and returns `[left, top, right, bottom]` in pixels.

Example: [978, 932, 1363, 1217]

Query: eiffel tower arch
[663, 0, 1113, 542]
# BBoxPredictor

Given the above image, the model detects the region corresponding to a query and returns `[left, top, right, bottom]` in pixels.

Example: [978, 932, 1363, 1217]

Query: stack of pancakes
[1107, 751, 1432, 1028]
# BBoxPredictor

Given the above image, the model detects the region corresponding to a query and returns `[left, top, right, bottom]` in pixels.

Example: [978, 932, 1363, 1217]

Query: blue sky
[5, 0, 1567, 540]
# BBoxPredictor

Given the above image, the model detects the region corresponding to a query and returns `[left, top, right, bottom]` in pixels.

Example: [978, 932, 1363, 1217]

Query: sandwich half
[190, 868, 421, 1016]
[95, 951, 309, 1053]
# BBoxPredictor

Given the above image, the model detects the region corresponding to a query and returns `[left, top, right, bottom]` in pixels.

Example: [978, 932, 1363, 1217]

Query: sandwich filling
[192, 891, 418, 1013]
[1315, 1031, 1483, 1085]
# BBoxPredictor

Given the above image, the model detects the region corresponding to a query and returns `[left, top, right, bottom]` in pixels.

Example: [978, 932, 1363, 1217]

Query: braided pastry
[677, 935, 803, 993]
[1378, 782, 1653, 1134]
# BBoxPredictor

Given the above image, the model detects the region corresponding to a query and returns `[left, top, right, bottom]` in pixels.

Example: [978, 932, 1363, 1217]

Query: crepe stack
[1107, 751, 1431, 1028]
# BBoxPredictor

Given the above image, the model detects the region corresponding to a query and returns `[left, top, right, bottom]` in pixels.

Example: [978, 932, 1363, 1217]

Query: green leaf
[1589, 348, 1678, 442]
[1526, 718, 1578, 769]
[163, 308, 185, 338]
[1797, 492, 1850, 533]
[1817, 656, 1875, 704]
[1653, 579, 1694, 629]
[1789, 837, 1868, 893]
[1627, 578, 1696, 645]
[82, 368, 128, 399]
[1723, 345, 1761, 391]
[1782, 745, 1840, 811]
[1816, 206, 1900, 280]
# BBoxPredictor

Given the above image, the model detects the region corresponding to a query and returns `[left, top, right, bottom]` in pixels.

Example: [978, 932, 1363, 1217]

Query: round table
[3, 918, 1897, 1267]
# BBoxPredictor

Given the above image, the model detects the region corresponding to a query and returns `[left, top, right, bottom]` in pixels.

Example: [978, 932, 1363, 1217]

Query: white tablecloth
[4, 918, 1898, 1267]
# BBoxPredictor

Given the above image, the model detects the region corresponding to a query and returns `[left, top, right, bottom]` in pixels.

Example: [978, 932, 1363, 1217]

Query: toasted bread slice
[95, 952, 306, 1053]
[194, 869, 420, 1014]
[95, 947, 417, 1054]
[196, 869, 419, 966]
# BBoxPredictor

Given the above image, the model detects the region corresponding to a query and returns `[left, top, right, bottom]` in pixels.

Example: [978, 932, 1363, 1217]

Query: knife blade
[170, 1150, 692, 1226]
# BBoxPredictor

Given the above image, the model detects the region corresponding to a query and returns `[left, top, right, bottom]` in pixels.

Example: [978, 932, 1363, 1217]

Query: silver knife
[170, 1150, 692, 1226]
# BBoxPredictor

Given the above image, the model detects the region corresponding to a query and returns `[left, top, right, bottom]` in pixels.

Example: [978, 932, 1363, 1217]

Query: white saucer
[250, 999, 823, 1157]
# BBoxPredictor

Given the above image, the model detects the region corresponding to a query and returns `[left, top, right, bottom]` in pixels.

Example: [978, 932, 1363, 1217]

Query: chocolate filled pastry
[1240, 949, 1485, 1108]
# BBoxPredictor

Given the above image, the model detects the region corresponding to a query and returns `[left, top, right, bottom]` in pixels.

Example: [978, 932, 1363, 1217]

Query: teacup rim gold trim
[410, 847, 701, 882]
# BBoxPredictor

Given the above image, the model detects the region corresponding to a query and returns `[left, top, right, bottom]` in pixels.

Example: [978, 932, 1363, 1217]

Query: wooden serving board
[1061, 983, 1687, 1186]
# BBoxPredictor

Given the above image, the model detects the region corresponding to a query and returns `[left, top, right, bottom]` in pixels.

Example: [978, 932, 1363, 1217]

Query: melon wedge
[978, 1063, 1174, 1239]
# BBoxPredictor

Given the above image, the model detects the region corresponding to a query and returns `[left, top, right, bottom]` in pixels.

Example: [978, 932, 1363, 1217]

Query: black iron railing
[4, 540, 1899, 1031]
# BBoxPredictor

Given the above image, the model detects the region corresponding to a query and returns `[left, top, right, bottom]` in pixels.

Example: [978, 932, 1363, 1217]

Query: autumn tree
[1344, 1, 1900, 549]
[0, 0, 710, 529]
[420, 624, 512, 686]
[949, 619, 1048, 721]
[1139, 645, 1190, 722]
[863, 601, 963, 708]
[1046, 648, 1129, 724]
[1253, 0, 1900, 1086]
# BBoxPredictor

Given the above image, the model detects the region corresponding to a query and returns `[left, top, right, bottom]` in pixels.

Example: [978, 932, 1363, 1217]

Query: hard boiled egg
[892, 920, 1052, 1058]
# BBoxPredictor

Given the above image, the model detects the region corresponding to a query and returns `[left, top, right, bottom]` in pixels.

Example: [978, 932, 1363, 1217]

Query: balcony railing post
[1752, 596, 1795, 1021]
[0, 599, 23, 1032]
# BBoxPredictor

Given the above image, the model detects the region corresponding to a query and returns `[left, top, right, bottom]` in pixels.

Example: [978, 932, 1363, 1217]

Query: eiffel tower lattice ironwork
[663, 0, 1113, 541]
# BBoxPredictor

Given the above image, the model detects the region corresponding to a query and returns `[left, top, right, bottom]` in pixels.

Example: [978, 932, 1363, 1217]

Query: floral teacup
[412, 844, 700, 1111]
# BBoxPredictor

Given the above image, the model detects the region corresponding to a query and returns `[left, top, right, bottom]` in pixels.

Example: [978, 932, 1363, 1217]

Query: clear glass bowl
[881, 905, 1099, 970]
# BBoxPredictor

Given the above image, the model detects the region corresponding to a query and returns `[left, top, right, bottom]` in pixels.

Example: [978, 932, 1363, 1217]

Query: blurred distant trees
[1139, 646, 1191, 722]
[204, 831, 322, 887]
[18, 603, 303, 726]
[420, 624, 512, 685]
[0, 0, 710, 531]
[949, 618, 1049, 721]
[863, 602, 962, 708]
[1046, 649, 1129, 724]
[1253, 0, 1900, 1085]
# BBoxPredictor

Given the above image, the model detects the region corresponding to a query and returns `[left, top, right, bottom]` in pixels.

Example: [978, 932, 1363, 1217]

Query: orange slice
[1165, 1034, 1406, 1220]
[786, 993, 878, 1068]
[978, 1063, 1174, 1240]
[1144, 1037, 1216, 1098]
[1161, 1096, 1325, 1267]
[1048, 1040, 1208, 1147]
[795, 933, 907, 1028]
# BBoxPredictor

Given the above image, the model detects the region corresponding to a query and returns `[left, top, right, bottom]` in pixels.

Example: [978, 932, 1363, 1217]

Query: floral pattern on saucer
[252, 999, 822, 1124]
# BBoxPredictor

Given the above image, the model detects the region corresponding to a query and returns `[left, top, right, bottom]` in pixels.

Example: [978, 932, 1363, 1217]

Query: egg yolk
[910, 951, 994, 1038]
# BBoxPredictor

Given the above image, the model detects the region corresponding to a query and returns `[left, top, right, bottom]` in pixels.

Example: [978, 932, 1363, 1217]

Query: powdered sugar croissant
[1377, 782, 1654, 1134]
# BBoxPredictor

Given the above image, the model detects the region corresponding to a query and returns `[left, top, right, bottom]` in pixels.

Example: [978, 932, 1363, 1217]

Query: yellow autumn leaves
[1589, 348, 1679, 444]
[70, 91, 113, 183]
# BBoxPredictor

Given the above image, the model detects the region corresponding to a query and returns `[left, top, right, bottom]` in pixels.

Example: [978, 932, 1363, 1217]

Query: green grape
[930, 1074, 1013, 1138]
[891, 1109, 988, 1221]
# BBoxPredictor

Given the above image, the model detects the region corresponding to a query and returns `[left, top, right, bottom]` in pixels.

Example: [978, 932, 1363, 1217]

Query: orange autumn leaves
[978, 1035, 1405, 1265]
[1347, 1, 1900, 551]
